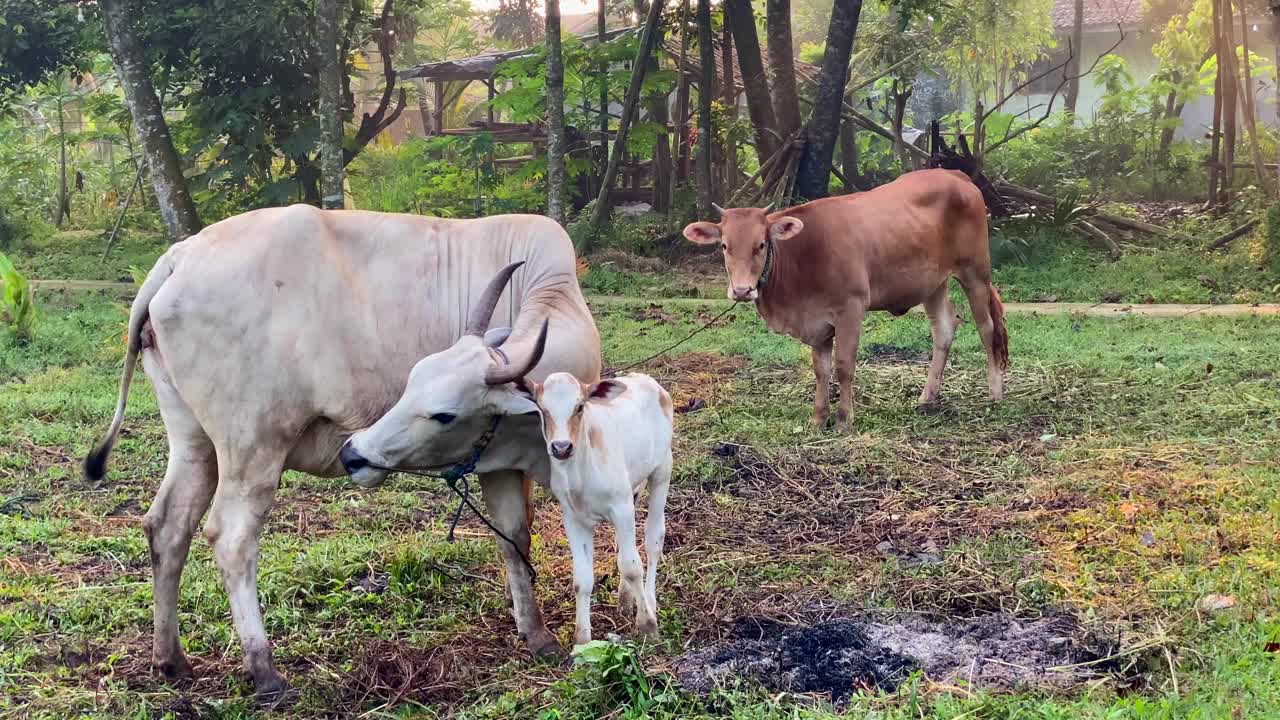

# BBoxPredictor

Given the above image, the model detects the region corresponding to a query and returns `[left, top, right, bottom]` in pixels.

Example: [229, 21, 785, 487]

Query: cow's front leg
[834, 304, 866, 430]
[561, 510, 596, 647]
[810, 336, 834, 427]
[478, 470, 559, 657]
[204, 448, 287, 703]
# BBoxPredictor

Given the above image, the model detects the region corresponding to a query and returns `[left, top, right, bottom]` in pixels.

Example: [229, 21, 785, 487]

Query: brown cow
[683, 169, 1007, 428]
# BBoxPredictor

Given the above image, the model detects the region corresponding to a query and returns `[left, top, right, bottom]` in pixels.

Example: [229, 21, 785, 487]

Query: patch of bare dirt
[675, 611, 1116, 703]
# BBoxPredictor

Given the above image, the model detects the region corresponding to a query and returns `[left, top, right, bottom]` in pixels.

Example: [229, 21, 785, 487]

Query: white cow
[85, 206, 600, 700]
[527, 372, 674, 646]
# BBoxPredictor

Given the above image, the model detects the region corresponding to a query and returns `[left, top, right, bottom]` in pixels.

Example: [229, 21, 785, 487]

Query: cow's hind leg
[834, 302, 867, 429]
[204, 446, 287, 701]
[811, 333, 834, 427]
[611, 499, 656, 637]
[478, 470, 559, 657]
[957, 270, 1008, 401]
[142, 355, 216, 679]
[919, 282, 959, 407]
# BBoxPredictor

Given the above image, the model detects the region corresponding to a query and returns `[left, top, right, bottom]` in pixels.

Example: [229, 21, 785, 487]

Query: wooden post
[433, 80, 445, 135]
[487, 79, 496, 125]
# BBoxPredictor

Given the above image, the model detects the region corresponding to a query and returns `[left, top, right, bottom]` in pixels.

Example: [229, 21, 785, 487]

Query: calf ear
[682, 221, 722, 245]
[484, 327, 513, 347]
[587, 379, 626, 402]
[769, 216, 804, 242]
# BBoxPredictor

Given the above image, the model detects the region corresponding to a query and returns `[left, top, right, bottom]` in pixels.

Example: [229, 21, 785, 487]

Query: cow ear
[587, 379, 626, 402]
[484, 327, 513, 347]
[683, 221, 722, 245]
[492, 382, 540, 415]
[769, 217, 804, 242]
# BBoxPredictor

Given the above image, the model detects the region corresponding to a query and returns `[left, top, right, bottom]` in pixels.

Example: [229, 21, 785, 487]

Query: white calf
[528, 372, 674, 646]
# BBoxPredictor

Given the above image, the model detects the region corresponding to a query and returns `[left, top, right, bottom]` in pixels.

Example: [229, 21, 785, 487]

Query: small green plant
[0, 251, 37, 343]
[555, 640, 686, 718]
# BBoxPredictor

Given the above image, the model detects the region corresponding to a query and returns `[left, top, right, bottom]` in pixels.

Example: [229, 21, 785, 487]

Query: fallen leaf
[1118, 502, 1141, 521]
[1198, 594, 1237, 613]
[1264, 642, 1279, 653]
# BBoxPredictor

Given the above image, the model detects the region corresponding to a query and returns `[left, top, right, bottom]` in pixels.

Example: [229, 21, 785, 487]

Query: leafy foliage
[0, 251, 36, 342]
[0, 0, 99, 102]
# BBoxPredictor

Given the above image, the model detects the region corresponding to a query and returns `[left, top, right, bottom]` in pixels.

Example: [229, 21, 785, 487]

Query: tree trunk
[318, 0, 345, 210]
[1220, 0, 1238, 201]
[546, 0, 567, 223]
[1207, 0, 1224, 209]
[1273, 0, 1280, 196]
[598, 0, 609, 189]
[673, 0, 692, 187]
[724, 0, 779, 162]
[721, 17, 737, 202]
[839, 118, 858, 192]
[696, 0, 714, 217]
[766, 0, 801, 142]
[100, 0, 201, 241]
[586, 0, 668, 242]
[1064, 0, 1084, 117]
[55, 96, 70, 227]
[891, 81, 913, 172]
[635, 0, 670, 212]
[1157, 77, 1180, 155]
[1239, 3, 1268, 186]
[794, 0, 863, 200]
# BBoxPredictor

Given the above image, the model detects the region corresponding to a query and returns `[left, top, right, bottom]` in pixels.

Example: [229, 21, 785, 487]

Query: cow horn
[762, 201, 776, 214]
[485, 318, 549, 386]
[465, 261, 525, 337]
[711, 203, 726, 217]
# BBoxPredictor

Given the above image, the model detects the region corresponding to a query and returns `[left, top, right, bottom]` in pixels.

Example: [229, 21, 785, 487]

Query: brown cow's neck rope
[757, 236, 776, 290]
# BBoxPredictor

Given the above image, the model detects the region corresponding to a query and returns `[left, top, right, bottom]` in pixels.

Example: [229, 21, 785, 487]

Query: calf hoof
[916, 399, 943, 415]
[154, 655, 194, 681]
[811, 410, 830, 428]
[252, 670, 291, 708]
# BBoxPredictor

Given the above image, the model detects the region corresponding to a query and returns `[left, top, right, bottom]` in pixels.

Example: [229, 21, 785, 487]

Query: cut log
[1206, 217, 1261, 251]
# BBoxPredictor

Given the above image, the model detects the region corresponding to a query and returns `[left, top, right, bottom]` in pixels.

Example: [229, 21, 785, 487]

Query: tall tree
[793, 0, 863, 200]
[100, 0, 201, 241]
[317, 0, 345, 210]
[765, 0, 802, 141]
[1239, 2, 1267, 185]
[1273, 0, 1280, 195]
[546, 0, 567, 223]
[696, 0, 714, 217]
[721, 15, 737, 199]
[673, 0, 693, 188]
[724, 0, 780, 162]
[587, 0, 668, 242]
[1064, 0, 1084, 116]
[634, 0, 671, 212]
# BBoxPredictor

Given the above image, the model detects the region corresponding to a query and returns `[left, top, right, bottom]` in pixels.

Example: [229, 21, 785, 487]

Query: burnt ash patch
[675, 611, 1114, 704]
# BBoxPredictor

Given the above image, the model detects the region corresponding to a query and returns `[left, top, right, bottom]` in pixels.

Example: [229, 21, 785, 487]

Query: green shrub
[0, 252, 37, 343]
[1265, 205, 1280, 277]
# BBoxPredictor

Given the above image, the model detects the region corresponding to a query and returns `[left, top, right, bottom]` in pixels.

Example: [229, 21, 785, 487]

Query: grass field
[2, 228, 1279, 718]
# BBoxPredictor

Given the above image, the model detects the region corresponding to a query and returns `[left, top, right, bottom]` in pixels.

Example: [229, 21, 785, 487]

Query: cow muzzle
[340, 441, 389, 488]
[730, 285, 758, 302]
[549, 440, 574, 460]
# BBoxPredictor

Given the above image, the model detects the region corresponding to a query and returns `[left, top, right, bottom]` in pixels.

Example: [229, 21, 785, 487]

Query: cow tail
[988, 283, 1009, 371]
[83, 254, 176, 483]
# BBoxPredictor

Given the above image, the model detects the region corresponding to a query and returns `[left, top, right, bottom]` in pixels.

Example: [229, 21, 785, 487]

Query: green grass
[10, 228, 167, 282]
[2, 282, 1279, 717]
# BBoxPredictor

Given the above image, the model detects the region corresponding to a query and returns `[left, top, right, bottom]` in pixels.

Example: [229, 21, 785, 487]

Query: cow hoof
[811, 413, 831, 428]
[252, 671, 291, 708]
[635, 618, 659, 638]
[531, 638, 565, 659]
[916, 400, 943, 415]
[154, 656, 194, 680]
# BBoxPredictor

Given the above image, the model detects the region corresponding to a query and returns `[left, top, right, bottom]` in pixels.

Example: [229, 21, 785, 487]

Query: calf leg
[642, 461, 671, 627]
[958, 273, 1007, 401]
[811, 335, 834, 427]
[834, 303, 867, 429]
[610, 501, 656, 637]
[142, 355, 216, 679]
[478, 470, 559, 656]
[204, 448, 287, 701]
[920, 282, 959, 406]
[562, 512, 596, 646]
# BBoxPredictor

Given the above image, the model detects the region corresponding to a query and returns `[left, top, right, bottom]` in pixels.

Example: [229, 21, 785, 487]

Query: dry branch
[1206, 217, 1260, 251]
